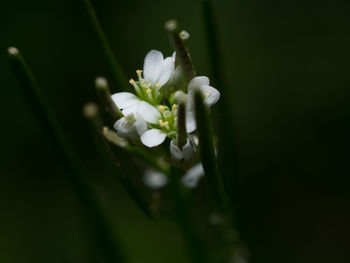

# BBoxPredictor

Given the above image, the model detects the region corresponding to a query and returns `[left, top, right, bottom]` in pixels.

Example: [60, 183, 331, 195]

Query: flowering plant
[7, 0, 246, 261]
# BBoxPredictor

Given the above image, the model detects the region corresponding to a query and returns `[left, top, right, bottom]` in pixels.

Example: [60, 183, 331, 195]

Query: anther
[136, 70, 142, 76]
[158, 105, 165, 112]
[146, 88, 152, 93]
[171, 104, 177, 111]
[205, 92, 210, 98]
[155, 83, 161, 88]
[129, 79, 135, 85]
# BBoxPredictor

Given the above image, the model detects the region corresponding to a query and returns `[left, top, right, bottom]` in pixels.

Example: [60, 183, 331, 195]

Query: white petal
[171, 51, 176, 62]
[140, 129, 167, 147]
[121, 103, 139, 116]
[111, 92, 139, 109]
[170, 139, 183, 161]
[143, 50, 164, 84]
[113, 117, 123, 130]
[135, 114, 148, 135]
[143, 170, 168, 189]
[188, 76, 210, 90]
[182, 163, 204, 188]
[186, 111, 196, 133]
[201, 85, 220, 106]
[182, 139, 196, 160]
[137, 101, 161, 124]
[113, 118, 138, 139]
[157, 57, 175, 86]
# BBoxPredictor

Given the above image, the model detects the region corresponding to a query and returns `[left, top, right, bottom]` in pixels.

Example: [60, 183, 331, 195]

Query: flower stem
[8, 47, 126, 262]
[95, 77, 123, 121]
[83, 102, 153, 219]
[165, 19, 195, 83]
[202, 0, 239, 214]
[169, 167, 210, 263]
[177, 101, 187, 149]
[83, 0, 128, 91]
[101, 127, 169, 175]
[193, 89, 228, 213]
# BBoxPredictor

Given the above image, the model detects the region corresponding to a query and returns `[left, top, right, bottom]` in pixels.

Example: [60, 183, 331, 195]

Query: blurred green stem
[83, 102, 153, 219]
[202, 0, 239, 215]
[194, 90, 228, 213]
[83, 0, 128, 91]
[95, 76, 123, 121]
[177, 101, 187, 149]
[102, 127, 169, 175]
[8, 47, 126, 263]
[165, 19, 195, 84]
[169, 167, 210, 263]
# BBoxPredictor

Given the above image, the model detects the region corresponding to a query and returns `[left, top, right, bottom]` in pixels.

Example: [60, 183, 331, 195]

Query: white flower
[111, 50, 175, 117]
[171, 76, 220, 134]
[182, 163, 205, 188]
[143, 170, 168, 189]
[137, 103, 177, 147]
[170, 136, 196, 161]
[113, 113, 147, 140]
[188, 76, 220, 107]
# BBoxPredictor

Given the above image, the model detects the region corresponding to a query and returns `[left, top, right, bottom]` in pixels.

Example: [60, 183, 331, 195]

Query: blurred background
[1, 0, 350, 262]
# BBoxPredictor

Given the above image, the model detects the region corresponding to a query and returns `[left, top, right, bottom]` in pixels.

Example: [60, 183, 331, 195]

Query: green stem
[165, 19, 195, 83]
[169, 167, 210, 263]
[83, 102, 153, 219]
[126, 146, 169, 175]
[202, 0, 239, 216]
[177, 101, 187, 149]
[83, 0, 128, 91]
[194, 89, 228, 213]
[8, 47, 126, 263]
[95, 77, 123, 121]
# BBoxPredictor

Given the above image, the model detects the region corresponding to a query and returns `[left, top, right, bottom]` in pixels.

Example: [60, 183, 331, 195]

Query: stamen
[171, 104, 178, 111]
[136, 70, 142, 76]
[158, 105, 165, 112]
[137, 69, 143, 82]
[158, 119, 169, 128]
[146, 88, 152, 93]
[129, 79, 135, 85]
[155, 83, 161, 88]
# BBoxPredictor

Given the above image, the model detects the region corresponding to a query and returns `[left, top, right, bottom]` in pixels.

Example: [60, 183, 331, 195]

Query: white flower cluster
[111, 50, 220, 161]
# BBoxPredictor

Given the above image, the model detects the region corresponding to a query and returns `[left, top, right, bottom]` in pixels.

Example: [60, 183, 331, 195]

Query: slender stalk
[202, 0, 221, 88]
[101, 126, 169, 175]
[202, 0, 239, 214]
[83, 0, 128, 91]
[8, 47, 126, 263]
[169, 167, 210, 263]
[193, 89, 227, 213]
[165, 19, 195, 83]
[177, 101, 187, 149]
[126, 146, 169, 175]
[83, 102, 153, 219]
[95, 77, 123, 121]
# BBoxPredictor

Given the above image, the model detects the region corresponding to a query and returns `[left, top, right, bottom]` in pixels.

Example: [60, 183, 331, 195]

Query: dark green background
[1, 0, 349, 262]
